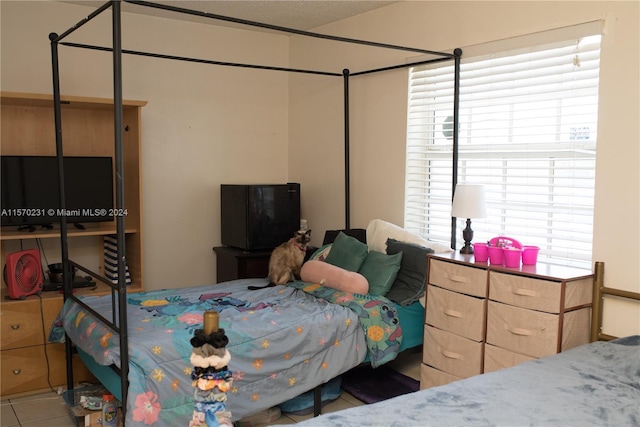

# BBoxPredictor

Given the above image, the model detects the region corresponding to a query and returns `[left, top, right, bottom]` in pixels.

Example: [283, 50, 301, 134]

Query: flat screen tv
[1, 155, 114, 228]
[221, 183, 301, 251]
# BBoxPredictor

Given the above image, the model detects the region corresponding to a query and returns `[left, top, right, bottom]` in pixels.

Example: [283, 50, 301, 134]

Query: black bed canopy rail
[56, 41, 460, 79]
[124, 0, 456, 59]
[59, 42, 344, 77]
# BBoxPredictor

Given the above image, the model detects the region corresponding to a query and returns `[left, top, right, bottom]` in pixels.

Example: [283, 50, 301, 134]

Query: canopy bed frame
[49, 0, 462, 422]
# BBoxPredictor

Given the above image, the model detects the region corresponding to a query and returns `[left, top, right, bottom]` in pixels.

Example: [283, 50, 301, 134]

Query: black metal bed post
[343, 69, 351, 230]
[111, 0, 130, 417]
[450, 48, 463, 250]
[49, 30, 75, 396]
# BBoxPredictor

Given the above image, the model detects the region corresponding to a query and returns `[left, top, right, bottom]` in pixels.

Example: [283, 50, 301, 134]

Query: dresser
[1, 288, 97, 397]
[421, 253, 593, 389]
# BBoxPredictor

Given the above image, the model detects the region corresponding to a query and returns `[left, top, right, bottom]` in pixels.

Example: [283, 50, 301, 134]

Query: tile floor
[0, 350, 421, 427]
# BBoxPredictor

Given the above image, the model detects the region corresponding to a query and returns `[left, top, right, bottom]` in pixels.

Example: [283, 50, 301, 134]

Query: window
[405, 24, 602, 268]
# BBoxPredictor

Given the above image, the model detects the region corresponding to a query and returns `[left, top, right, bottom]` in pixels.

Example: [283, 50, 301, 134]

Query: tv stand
[17, 224, 54, 232]
[213, 246, 272, 283]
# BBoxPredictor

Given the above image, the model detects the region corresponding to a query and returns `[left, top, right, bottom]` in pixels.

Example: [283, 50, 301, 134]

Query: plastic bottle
[101, 394, 118, 427]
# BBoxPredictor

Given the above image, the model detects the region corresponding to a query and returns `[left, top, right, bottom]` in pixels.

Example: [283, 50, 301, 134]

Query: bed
[48, 1, 462, 423]
[276, 261, 640, 427]
[49, 220, 451, 425]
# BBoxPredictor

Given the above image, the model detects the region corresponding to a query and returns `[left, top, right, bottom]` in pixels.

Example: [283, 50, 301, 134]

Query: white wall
[288, 1, 640, 337]
[0, 1, 291, 289]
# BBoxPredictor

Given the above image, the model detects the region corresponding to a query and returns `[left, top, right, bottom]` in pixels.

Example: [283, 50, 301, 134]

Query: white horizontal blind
[405, 31, 601, 268]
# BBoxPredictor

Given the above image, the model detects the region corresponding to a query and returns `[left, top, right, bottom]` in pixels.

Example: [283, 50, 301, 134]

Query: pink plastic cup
[473, 242, 489, 262]
[522, 246, 540, 265]
[503, 247, 522, 268]
[488, 246, 504, 265]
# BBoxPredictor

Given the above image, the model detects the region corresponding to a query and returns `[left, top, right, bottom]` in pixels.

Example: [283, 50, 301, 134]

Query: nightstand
[212, 246, 272, 283]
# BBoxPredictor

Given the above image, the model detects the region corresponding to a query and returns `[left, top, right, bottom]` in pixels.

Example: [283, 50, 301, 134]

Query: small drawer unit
[1, 290, 95, 397]
[422, 256, 488, 388]
[487, 270, 592, 360]
[421, 253, 593, 389]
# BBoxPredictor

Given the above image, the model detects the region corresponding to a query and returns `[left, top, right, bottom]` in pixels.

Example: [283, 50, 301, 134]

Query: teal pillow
[358, 250, 403, 296]
[324, 232, 369, 271]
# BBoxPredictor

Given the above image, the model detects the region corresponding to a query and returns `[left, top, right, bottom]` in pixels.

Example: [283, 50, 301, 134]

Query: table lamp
[451, 184, 487, 254]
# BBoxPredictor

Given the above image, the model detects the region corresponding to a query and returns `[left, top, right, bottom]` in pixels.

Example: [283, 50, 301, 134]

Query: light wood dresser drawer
[429, 259, 487, 298]
[486, 301, 560, 358]
[420, 363, 461, 390]
[1, 343, 93, 396]
[484, 343, 535, 372]
[426, 284, 485, 341]
[1, 300, 45, 349]
[1, 345, 50, 395]
[423, 325, 483, 379]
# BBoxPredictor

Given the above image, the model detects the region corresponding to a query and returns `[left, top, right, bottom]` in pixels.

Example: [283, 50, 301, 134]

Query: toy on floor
[189, 311, 233, 427]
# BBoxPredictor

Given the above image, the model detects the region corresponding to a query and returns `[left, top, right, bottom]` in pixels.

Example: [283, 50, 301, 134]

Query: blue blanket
[283, 336, 640, 426]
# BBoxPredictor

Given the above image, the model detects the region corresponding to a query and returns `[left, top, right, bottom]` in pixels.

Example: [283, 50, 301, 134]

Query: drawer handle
[506, 325, 534, 336]
[444, 309, 463, 318]
[11, 324, 20, 330]
[446, 274, 469, 283]
[12, 369, 21, 375]
[513, 289, 540, 297]
[440, 349, 463, 360]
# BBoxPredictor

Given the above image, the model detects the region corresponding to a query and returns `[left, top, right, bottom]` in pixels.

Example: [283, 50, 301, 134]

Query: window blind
[405, 30, 601, 268]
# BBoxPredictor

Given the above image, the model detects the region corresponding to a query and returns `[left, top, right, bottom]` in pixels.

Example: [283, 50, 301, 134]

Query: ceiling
[66, 1, 399, 32]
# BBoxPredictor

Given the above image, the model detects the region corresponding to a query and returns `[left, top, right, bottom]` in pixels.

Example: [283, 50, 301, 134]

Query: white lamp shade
[451, 184, 487, 219]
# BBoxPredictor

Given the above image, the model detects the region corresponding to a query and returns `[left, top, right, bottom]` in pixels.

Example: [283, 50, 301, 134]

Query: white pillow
[366, 219, 453, 254]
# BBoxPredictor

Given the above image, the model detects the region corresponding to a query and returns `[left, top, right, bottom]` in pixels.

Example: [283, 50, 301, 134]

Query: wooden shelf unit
[0, 91, 146, 291]
[0, 92, 147, 397]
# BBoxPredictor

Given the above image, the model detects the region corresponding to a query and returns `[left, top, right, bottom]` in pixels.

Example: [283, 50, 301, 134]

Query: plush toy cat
[248, 229, 311, 290]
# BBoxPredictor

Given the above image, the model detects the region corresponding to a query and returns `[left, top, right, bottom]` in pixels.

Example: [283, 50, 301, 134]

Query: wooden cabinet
[1, 92, 146, 291]
[213, 246, 272, 283]
[421, 253, 593, 389]
[0, 92, 146, 397]
[0, 288, 102, 396]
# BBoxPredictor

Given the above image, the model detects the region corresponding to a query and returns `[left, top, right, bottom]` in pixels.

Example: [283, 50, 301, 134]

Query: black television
[1, 155, 114, 228]
[221, 183, 301, 251]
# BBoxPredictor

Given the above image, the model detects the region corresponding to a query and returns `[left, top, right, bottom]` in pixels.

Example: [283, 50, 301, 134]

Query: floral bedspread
[288, 282, 403, 367]
[49, 278, 368, 426]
